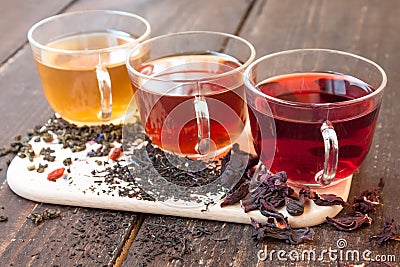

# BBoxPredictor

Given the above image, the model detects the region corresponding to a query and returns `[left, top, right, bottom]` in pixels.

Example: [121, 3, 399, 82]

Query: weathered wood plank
[0, 0, 75, 65]
[125, 0, 400, 266]
[122, 215, 257, 267]
[64, 0, 254, 36]
[0, 183, 36, 255]
[0, 1, 72, 257]
[0, 203, 141, 266]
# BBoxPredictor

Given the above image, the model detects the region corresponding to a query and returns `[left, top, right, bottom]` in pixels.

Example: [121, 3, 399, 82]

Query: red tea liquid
[248, 72, 380, 185]
[135, 53, 247, 156]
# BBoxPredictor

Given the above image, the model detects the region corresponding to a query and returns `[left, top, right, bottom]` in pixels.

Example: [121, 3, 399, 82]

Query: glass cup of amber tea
[126, 31, 256, 159]
[28, 10, 151, 125]
[244, 49, 386, 187]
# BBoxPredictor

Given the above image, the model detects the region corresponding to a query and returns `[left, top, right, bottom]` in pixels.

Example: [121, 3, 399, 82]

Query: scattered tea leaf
[285, 194, 305, 216]
[27, 165, 35, 171]
[300, 187, 347, 207]
[326, 179, 385, 232]
[242, 171, 294, 212]
[251, 217, 314, 245]
[371, 218, 400, 244]
[353, 178, 384, 215]
[0, 215, 8, 222]
[326, 212, 372, 231]
[28, 208, 61, 225]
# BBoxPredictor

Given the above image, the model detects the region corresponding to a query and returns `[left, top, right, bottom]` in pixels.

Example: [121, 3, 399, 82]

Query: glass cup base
[54, 109, 139, 127]
[287, 174, 354, 189]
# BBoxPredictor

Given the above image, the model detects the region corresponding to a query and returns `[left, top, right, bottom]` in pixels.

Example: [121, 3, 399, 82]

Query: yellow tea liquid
[36, 31, 138, 124]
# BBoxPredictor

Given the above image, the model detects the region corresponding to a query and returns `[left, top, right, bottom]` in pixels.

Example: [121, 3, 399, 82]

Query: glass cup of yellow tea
[28, 10, 151, 125]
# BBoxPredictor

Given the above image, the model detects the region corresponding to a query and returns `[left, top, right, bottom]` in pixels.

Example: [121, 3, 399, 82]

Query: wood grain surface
[0, 0, 399, 266]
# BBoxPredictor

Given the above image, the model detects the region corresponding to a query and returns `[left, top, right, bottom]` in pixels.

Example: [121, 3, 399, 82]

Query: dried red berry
[109, 147, 122, 161]
[47, 167, 65, 181]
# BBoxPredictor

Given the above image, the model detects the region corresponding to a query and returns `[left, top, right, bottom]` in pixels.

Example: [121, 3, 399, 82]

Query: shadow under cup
[244, 49, 387, 187]
[126, 31, 256, 159]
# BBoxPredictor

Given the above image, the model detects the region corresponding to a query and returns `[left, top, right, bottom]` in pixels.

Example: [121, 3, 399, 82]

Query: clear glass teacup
[244, 49, 386, 187]
[28, 10, 151, 125]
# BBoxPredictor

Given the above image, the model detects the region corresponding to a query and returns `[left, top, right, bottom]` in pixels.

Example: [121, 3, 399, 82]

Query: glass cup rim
[125, 30, 256, 83]
[243, 48, 387, 108]
[27, 9, 151, 55]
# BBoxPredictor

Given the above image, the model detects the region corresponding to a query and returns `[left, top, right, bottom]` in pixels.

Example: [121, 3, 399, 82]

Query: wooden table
[0, 0, 399, 266]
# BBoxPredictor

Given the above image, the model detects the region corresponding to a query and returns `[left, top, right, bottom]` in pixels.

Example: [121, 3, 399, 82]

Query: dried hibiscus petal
[221, 182, 249, 207]
[250, 196, 314, 245]
[300, 187, 347, 207]
[247, 171, 295, 210]
[286, 194, 305, 216]
[250, 218, 314, 245]
[259, 199, 288, 229]
[289, 227, 315, 245]
[371, 218, 400, 244]
[313, 194, 347, 206]
[353, 178, 384, 215]
[241, 198, 259, 213]
[326, 212, 372, 231]
[47, 167, 65, 181]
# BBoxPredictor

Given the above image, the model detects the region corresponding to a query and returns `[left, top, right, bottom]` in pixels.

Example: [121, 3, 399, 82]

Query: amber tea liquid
[36, 31, 138, 124]
[135, 53, 247, 156]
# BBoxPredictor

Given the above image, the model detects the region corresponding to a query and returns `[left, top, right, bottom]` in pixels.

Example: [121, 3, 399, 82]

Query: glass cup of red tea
[244, 49, 387, 187]
[126, 31, 256, 159]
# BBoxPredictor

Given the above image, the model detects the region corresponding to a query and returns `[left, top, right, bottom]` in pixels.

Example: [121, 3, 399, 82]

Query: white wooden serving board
[6, 131, 352, 228]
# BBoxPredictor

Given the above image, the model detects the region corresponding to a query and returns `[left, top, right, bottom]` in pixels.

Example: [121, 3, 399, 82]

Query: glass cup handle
[96, 56, 112, 121]
[317, 121, 339, 186]
[194, 95, 210, 155]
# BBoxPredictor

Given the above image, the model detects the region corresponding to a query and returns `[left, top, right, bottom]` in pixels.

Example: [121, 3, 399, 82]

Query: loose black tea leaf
[144, 139, 224, 188]
[326, 212, 372, 231]
[96, 162, 155, 201]
[123, 131, 254, 204]
[371, 218, 400, 244]
[134, 216, 220, 265]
